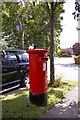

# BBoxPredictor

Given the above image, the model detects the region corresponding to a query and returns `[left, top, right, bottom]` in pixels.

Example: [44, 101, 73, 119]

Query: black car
[0, 50, 29, 92]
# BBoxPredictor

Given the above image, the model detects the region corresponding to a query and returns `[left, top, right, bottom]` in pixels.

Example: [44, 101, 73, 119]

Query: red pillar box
[26, 49, 49, 106]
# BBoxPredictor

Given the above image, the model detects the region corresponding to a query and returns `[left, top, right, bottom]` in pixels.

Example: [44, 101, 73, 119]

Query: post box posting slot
[39, 57, 48, 62]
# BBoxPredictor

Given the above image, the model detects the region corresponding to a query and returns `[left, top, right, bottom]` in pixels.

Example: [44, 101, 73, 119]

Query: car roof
[0, 50, 26, 52]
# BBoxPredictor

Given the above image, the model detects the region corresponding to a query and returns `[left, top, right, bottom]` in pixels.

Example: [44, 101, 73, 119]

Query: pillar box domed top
[26, 49, 49, 54]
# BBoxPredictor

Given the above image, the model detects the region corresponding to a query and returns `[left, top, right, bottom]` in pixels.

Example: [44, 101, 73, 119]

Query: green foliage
[2, 2, 32, 49]
[59, 54, 72, 57]
[25, 3, 51, 49]
[57, 47, 61, 56]
[54, 76, 62, 87]
[2, 2, 64, 50]
[72, 42, 80, 56]
[54, 46, 61, 57]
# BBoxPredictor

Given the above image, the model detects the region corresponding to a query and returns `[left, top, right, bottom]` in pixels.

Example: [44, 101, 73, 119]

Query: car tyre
[20, 73, 29, 89]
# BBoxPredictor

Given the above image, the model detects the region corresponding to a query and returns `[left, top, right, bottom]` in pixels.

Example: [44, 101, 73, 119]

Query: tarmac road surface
[47, 57, 79, 81]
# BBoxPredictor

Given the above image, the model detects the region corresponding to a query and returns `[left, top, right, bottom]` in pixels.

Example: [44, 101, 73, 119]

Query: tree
[2, 2, 64, 51]
[2, 2, 31, 49]
[2, 1, 64, 51]
[2, 2, 50, 49]
[72, 1, 80, 21]
[72, 1, 80, 31]
[25, 2, 51, 49]
[46, 2, 64, 85]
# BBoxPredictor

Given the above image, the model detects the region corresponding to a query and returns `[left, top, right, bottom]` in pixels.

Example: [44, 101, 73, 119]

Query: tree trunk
[50, 2, 55, 85]
[21, 18, 24, 50]
[17, 14, 24, 49]
[33, 2, 36, 49]
[21, 30, 24, 50]
[46, 2, 63, 86]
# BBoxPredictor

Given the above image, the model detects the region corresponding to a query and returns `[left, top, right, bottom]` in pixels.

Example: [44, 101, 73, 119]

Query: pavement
[41, 86, 79, 118]
[41, 57, 79, 119]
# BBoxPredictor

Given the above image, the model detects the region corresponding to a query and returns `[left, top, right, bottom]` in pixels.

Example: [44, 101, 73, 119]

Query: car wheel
[20, 73, 29, 89]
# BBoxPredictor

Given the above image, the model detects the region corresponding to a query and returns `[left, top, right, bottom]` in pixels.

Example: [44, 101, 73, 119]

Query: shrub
[60, 49, 66, 55]
[59, 54, 72, 57]
[54, 75, 62, 88]
[66, 48, 73, 55]
[60, 48, 73, 56]
[72, 42, 80, 56]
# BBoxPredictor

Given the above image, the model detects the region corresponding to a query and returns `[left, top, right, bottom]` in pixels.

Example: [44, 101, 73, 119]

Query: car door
[5, 51, 20, 85]
[17, 52, 29, 77]
[0, 51, 2, 89]
[2, 51, 9, 88]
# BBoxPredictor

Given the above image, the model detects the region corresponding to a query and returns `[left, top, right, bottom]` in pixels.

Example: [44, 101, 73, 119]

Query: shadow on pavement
[41, 99, 78, 118]
[55, 63, 80, 68]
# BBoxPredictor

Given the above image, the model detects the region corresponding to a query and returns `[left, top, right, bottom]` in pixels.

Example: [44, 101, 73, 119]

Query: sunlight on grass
[2, 90, 29, 101]
[2, 80, 78, 119]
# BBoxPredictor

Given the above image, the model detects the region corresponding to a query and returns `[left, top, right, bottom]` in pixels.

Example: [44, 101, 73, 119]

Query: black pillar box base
[30, 91, 47, 106]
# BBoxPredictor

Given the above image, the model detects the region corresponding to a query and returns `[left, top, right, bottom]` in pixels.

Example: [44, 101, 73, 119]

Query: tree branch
[53, 2, 64, 12]
[46, 2, 51, 18]
[17, 14, 22, 31]
[33, 2, 35, 6]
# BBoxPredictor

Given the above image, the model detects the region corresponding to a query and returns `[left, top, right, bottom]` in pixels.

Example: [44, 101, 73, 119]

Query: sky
[59, 0, 78, 48]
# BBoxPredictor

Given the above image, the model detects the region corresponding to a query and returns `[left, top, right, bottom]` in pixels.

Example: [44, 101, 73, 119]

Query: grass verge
[2, 80, 78, 119]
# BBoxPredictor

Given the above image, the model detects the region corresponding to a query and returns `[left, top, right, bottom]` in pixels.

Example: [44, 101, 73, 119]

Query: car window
[7, 52, 18, 65]
[18, 53, 29, 63]
[21, 53, 29, 62]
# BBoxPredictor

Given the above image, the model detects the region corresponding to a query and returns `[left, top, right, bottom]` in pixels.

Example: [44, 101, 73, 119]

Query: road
[47, 57, 79, 81]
